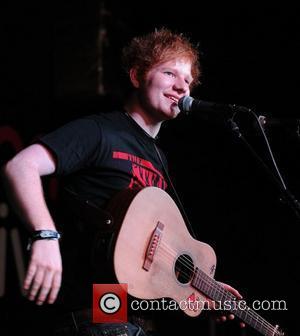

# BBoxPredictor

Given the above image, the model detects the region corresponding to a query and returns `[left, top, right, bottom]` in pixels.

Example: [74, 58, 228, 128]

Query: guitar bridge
[143, 221, 164, 271]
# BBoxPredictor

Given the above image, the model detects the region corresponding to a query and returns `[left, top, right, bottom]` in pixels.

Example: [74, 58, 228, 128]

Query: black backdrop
[1, 2, 298, 335]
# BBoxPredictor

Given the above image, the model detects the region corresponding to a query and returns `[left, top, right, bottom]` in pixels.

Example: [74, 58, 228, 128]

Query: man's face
[138, 58, 193, 121]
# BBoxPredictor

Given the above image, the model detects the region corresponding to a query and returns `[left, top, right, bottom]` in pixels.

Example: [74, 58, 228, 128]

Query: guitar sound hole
[174, 254, 194, 284]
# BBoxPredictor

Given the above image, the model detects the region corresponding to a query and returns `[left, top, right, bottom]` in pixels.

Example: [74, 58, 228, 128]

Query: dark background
[0, 1, 298, 335]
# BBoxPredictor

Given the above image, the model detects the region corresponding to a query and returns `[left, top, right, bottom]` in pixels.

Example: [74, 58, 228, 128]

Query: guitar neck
[192, 267, 283, 336]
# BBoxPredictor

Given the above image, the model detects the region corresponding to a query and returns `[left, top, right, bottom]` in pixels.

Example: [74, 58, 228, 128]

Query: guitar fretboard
[191, 267, 282, 336]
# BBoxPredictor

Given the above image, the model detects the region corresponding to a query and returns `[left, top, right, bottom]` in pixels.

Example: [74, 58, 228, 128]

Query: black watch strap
[31, 230, 61, 240]
[27, 230, 61, 251]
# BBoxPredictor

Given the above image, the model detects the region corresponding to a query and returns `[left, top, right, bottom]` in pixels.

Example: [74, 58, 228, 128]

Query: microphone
[178, 96, 249, 122]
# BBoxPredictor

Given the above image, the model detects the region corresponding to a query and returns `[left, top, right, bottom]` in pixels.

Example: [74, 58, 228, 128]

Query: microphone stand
[228, 111, 300, 221]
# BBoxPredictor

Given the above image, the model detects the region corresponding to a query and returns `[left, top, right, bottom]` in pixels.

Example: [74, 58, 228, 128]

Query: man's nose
[173, 77, 189, 93]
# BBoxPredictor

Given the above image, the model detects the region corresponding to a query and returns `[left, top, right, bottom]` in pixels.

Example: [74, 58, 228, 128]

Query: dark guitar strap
[153, 143, 198, 239]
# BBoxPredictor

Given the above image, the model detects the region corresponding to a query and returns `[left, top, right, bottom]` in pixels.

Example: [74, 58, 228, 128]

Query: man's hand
[23, 240, 62, 305]
[206, 281, 246, 328]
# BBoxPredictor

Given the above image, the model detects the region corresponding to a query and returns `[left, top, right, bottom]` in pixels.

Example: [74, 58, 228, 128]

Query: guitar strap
[153, 143, 198, 239]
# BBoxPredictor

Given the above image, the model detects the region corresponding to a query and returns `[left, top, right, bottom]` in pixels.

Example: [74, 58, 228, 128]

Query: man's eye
[165, 71, 175, 77]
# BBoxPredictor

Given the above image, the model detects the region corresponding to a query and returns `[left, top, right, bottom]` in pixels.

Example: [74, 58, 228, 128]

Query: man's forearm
[2, 160, 57, 232]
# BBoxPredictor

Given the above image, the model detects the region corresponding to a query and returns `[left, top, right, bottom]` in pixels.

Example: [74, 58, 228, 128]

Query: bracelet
[27, 230, 61, 251]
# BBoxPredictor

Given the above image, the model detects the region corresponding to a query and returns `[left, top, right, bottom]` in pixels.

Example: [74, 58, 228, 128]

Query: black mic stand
[228, 109, 300, 221]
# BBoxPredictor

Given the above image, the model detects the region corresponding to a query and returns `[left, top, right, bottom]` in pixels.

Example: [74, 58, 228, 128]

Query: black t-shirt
[40, 110, 167, 205]
[38, 110, 168, 310]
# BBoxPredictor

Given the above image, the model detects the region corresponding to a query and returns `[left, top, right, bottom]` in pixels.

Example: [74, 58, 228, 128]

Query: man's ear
[129, 68, 140, 88]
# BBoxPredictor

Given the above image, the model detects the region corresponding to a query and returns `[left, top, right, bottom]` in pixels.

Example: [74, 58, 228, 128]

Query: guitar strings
[156, 242, 276, 335]
[158, 241, 279, 335]
[157, 241, 278, 335]
[155, 240, 278, 335]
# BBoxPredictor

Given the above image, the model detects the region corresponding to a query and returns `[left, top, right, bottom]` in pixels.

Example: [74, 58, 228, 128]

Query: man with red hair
[3, 28, 241, 335]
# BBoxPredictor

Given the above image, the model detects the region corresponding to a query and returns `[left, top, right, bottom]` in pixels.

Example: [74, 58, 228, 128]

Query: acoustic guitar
[111, 187, 285, 336]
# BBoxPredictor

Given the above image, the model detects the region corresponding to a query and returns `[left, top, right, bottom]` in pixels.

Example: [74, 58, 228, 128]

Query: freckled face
[138, 58, 193, 121]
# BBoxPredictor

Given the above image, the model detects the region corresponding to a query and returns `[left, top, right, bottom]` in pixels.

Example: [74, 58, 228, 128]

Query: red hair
[122, 28, 201, 89]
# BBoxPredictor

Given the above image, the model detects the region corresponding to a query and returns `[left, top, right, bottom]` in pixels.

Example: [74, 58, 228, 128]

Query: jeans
[54, 321, 146, 336]
[53, 311, 159, 336]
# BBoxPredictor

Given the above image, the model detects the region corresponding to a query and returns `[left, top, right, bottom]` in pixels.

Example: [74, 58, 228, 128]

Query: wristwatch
[27, 230, 61, 251]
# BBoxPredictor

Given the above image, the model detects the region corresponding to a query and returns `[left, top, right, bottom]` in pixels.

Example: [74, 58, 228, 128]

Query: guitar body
[113, 187, 216, 317]
[110, 187, 285, 335]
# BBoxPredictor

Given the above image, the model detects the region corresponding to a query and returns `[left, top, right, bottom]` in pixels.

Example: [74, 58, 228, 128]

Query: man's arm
[2, 144, 62, 305]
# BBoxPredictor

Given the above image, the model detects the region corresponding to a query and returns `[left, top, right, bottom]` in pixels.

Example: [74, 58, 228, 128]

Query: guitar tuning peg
[275, 324, 286, 336]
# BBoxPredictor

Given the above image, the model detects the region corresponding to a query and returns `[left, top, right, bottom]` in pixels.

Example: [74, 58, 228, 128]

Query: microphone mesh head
[178, 96, 193, 112]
